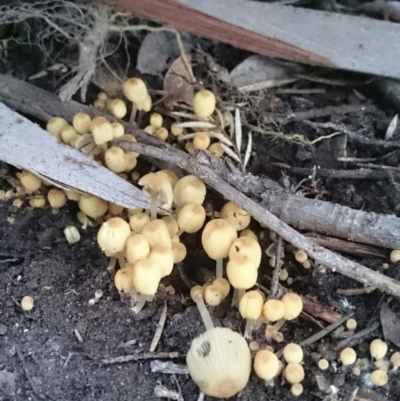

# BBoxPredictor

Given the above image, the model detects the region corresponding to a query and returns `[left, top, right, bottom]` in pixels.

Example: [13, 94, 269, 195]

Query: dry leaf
[163, 56, 194, 109]
[380, 304, 400, 347]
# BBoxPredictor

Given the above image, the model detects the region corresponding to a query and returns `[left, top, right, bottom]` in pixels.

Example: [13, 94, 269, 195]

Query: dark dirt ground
[2, 3, 400, 401]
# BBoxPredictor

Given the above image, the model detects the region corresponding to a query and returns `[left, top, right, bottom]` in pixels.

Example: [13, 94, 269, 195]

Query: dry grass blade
[234, 108, 242, 151]
[219, 143, 242, 164]
[174, 121, 216, 129]
[243, 131, 252, 169]
[385, 114, 398, 140]
[149, 302, 168, 352]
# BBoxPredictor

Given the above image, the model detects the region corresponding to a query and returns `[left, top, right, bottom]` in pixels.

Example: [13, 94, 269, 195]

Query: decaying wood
[104, 0, 400, 79]
[118, 141, 400, 297]
[0, 75, 399, 250]
[0, 103, 149, 209]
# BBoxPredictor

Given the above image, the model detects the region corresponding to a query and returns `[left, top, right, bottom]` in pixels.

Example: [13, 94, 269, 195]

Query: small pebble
[0, 324, 8, 335]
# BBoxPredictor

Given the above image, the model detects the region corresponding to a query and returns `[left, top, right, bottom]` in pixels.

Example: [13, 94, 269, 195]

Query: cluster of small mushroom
[95, 172, 207, 311]
[337, 338, 400, 388]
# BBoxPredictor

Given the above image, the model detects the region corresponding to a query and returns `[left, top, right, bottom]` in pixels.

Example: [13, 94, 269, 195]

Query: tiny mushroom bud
[79, 194, 108, 219]
[263, 299, 285, 322]
[47, 188, 67, 209]
[21, 296, 34, 311]
[60, 126, 79, 144]
[64, 226, 80, 244]
[93, 99, 106, 110]
[253, 350, 280, 380]
[302, 260, 311, 269]
[285, 363, 305, 384]
[105, 146, 127, 173]
[111, 122, 125, 138]
[240, 290, 264, 338]
[226, 255, 258, 290]
[318, 359, 329, 370]
[185, 142, 195, 154]
[97, 217, 131, 256]
[390, 249, 400, 262]
[97, 92, 108, 101]
[281, 293, 303, 320]
[150, 113, 163, 128]
[172, 242, 187, 263]
[190, 285, 214, 331]
[162, 216, 179, 236]
[73, 112, 91, 134]
[391, 351, 400, 367]
[220, 201, 251, 231]
[137, 94, 152, 112]
[125, 234, 150, 264]
[30, 196, 46, 208]
[123, 78, 148, 104]
[108, 98, 127, 119]
[108, 202, 124, 216]
[186, 327, 251, 398]
[144, 125, 156, 135]
[340, 347, 357, 366]
[346, 318, 357, 331]
[177, 203, 206, 233]
[46, 117, 69, 138]
[155, 127, 168, 141]
[370, 370, 388, 386]
[171, 122, 184, 136]
[295, 250, 308, 263]
[279, 269, 289, 281]
[283, 343, 303, 364]
[370, 339, 388, 360]
[94, 289, 103, 299]
[240, 229, 257, 240]
[193, 132, 211, 150]
[173, 175, 206, 207]
[193, 90, 216, 118]
[17, 170, 42, 193]
[291, 383, 303, 397]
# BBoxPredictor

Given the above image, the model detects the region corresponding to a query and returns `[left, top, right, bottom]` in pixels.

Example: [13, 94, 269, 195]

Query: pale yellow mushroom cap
[111, 122, 125, 138]
[204, 284, 224, 306]
[46, 117, 69, 138]
[172, 242, 187, 263]
[162, 216, 179, 236]
[390, 351, 400, 367]
[97, 217, 131, 256]
[212, 278, 230, 299]
[295, 250, 308, 263]
[370, 369, 388, 386]
[390, 249, 400, 262]
[283, 343, 304, 364]
[17, 170, 42, 193]
[228, 236, 262, 268]
[346, 318, 357, 331]
[154, 170, 179, 189]
[138, 173, 174, 210]
[340, 347, 357, 366]
[281, 293, 303, 320]
[291, 383, 303, 396]
[73, 112, 91, 134]
[171, 122, 184, 136]
[137, 94, 152, 112]
[132, 258, 161, 295]
[202, 219, 237, 260]
[239, 229, 257, 241]
[60, 126, 79, 144]
[125, 234, 150, 265]
[177, 203, 206, 233]
[47, 188, 67, 209]
[155, 127, 168, 141]
[239, 290, 264, 320]
[79, 194, 108, 219]
[263, 299, 285, 322]
[123, 78, 148, 104]
[220, 201, 251, 231]
[186, 327, 251, 398]
[107, 98, 127, 119]
[193, 132, 211, 150]
[285, 363, 305, 384]
[226, 255, 258, 290]
[140, 219, 172, 249]
[253, 350, 280, 380]
[193, 90, 216, 118]
[90, 116, 114, 146]
[105, 146, 127, 173]
[149, 245, 174, 277]
[114, 266, 134, 292]
[21, 296, 34, 311]
[173, 175, 206, 207]
[318, 359, 329, 370]
[129, 212, 151, 234]
[208, 142, 224, 157]
[150, 113, 163, 129]
[370, 339, 388, 360]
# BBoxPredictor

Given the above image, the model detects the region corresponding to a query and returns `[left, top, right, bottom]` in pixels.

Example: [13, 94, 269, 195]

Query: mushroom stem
[272, 318, 286, 332]
[107, 256, 117, 273]
[116, 251, 126, 269]
[193, 293, 214, 331]
[238, 289, 245, 304]
[137, 110, 144, 128]
[231, 288, 239, 306]
[129, 102, 138, 123]
[216, 259, 223, 278]
[244, 319, 256, 339]
[149, 189, 158, 220]
[131, 293, 154, 314]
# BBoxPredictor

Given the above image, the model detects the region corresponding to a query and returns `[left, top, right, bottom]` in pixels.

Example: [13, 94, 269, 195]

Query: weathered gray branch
[0, 74, 399, 250]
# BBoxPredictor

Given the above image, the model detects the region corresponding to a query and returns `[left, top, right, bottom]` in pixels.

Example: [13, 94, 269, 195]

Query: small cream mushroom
[263, 299, 286, 322]
[346, 318, 357, 331]
[226, 255, 258, 290]
[187, 327, 251, 399]
[391, 351, 400, 368]
[253, 350, 280, 381]
[125, 234, 150, 264]
[154, 170, 179, 189]
[140, 219, 172, 249]
[107, 98, 127, 119]
[64, 226, 80, 244]
[370, 370, 388, 386]
[285, 363, 305, 384]
[137, 94, 152, 112]
[281, 293, 303, 320]
[114, 265, 134, 293]
[123, 78, 148, 121]
[162, 216, 179, 236]
[202, 219, 237, 278]
[171, 122, 184, 136]
[155, 127, 168, 141]
[149, 245, 174, 277]
[208, 142, 224, 157]
[172, 242, 187, 263]
[60, 126, 79, 144]
[17, 170, 42, 193]
[295, 250, 308, 263]
[239, 290, 264, 338]
[112, 122, 125, 138]
[283, 343, 303, 364]
[370, 339, 388, 360]
[177, 203, 206, 233]
[239, 229, 257, 241]
[173, 175, 206, 207]
[97, 217, 131, 257]
[47, 189, 67, 209]
[203, 278, 230, 307]
[220, 201, 251, 231]
[73, 112, 91, 134]
[318, 359, 329, 370]
[132, 258, 162, 296]
[138, 173, 173, 219]
[79, 194, 108, 219]
[291, 383, 303, 397]
[150, 113, 163, 128]
[193, 90, 216, 118]
[30, 196, 46, 208]
[193, 132, 211, 150]
[228, 236, 262, 268]
[340, 347, 357, 366]
[129, 212, 151, 234]
[90, 116, 114, 146]
[390, 249, 400, 262]
[21, 296, 34, 311]
[46, 117, 69, 139]
[104, 146, 127, 173]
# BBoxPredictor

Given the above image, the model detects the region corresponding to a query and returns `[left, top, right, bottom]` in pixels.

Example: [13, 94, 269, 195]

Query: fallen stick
[117, 142, 400, 297]
[1, 75, 399, 250]
[102, 351, 182, 365]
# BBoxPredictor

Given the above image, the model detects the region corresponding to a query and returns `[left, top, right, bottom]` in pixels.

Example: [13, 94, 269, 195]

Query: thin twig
[150, 302, 168, 352]
[337, 321, 380, 349]
[270, 236, 283, 298]
[102, 351, 182, 365]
